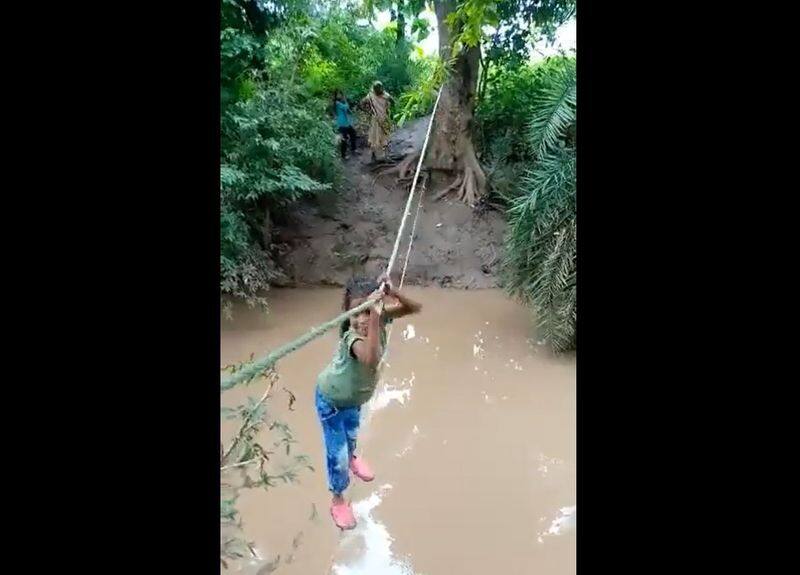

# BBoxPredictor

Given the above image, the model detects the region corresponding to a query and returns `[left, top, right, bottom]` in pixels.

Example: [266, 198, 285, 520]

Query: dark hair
[340, 276, 378, 335]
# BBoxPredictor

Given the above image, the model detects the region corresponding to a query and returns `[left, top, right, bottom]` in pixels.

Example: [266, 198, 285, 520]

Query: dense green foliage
[477, 57, 576, 351]
[477, 56, 572, 195]
[220, 0, 436, 317]
[447, 0, 574, 56]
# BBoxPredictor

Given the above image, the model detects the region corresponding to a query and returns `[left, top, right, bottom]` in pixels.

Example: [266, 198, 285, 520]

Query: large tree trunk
[397, 11, 406, 44]
[396, 0, 406, 44]
[236, 0, 266, 35]
[426, 0, 487, 205]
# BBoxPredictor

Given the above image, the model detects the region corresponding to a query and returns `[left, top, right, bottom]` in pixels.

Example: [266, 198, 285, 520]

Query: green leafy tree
[502, 58, 575, 352]
[220, 2, 340, 316]
[365, 0, 430, 44]
[421, 0, 573, 205]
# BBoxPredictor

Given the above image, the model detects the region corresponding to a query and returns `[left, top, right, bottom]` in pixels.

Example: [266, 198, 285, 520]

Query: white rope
[377, 88, 442, 359]
[365, 94, 440, 460]
[381, 177, 427, 355]
[398, 177, 427, 290]
[384, 86, 444, 277]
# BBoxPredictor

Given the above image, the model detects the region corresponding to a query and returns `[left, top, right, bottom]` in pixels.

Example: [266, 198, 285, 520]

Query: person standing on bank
[360, 81, 393, 161]
[333, 89, 357, 159]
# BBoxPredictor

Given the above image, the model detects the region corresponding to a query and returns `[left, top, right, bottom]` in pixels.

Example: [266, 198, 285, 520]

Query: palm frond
[527, 60, 576, 159]
[501, 57, 577, 352]
[503, 145, 576, 352]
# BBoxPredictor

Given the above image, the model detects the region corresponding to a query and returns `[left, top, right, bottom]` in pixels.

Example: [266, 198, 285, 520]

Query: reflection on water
[537, 453, 565, 477]
[367, 375, 414, 412]
[361, 374, 415, 430]
[221, 288, 575, 575]
[395, 425, 421, 459]
[538, 506, 576, 544]
[333, 484, 415, 575]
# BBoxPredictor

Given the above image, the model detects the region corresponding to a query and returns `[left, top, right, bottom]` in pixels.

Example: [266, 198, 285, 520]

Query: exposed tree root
[370, 139, 485, 208]
[433, 161, 485, 206]
[435, 173, 463, 201]
[397, 150, 421, 180]
[371, 149, 424, 190]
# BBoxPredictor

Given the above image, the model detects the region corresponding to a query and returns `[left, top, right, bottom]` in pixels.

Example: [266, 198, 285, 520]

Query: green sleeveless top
[316, 322, 389, 408]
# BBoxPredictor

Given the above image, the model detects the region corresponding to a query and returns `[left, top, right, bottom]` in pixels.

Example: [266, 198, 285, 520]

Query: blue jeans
[315, 386, 361, 495]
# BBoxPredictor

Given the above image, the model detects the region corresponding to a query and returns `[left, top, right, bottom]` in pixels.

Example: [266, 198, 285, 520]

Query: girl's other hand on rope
[376, 272, 394, 295]
[382, 286, 422, 319]
[368, 287, 386, 316]
[371, 300, 384, 317]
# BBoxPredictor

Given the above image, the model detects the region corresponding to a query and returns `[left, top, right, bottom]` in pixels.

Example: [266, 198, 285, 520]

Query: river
[221, 287, 575, 575]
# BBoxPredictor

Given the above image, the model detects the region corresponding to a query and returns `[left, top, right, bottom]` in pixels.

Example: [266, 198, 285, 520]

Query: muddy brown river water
[221, 288, 575, 575]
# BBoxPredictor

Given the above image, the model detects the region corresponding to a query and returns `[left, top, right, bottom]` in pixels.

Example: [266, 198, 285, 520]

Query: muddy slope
[272, 116, 506, 288]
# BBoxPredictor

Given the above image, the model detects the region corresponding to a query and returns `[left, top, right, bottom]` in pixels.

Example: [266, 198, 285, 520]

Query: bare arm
[376, 272, 421, 319]
[384, 287, 421, 320]
[350, 301, 383, 367]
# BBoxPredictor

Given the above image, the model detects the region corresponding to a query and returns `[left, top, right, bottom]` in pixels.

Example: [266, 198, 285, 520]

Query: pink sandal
[330, 498, 356, 530]
[350, 456, 375, 482]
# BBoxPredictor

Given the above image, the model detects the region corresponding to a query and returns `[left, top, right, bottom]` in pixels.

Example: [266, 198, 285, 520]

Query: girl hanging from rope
[359, 81, 394, 162]
[315, 272, 421, 529]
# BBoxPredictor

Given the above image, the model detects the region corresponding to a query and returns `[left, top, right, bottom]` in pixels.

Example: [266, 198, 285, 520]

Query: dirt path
[272, 116, 507, 288]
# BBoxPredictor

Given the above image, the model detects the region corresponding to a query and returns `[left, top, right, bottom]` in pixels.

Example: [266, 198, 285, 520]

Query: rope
[398, 177, 427, 290]
[385, 87, 444, 274]
[220, 296, 380, 391]
[221, 86, 444, 392]
[381, 176, 427, 357]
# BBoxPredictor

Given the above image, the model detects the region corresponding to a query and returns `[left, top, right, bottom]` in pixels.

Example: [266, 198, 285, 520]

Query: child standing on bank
[315, 273, 421, 529]
[333, 89, 357, 159]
